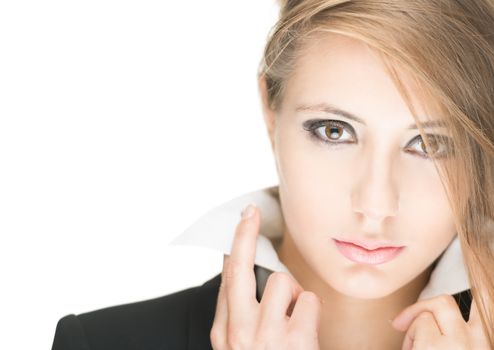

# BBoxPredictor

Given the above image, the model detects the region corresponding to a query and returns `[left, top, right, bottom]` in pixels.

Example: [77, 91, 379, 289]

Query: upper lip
[333, 238, 405, 250]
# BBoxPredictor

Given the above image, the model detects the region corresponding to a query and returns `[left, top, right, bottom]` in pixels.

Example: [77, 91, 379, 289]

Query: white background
[0, 1, 279, 348]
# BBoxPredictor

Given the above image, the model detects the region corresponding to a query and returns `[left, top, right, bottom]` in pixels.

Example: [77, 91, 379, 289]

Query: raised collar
[171, 185, 470, 300]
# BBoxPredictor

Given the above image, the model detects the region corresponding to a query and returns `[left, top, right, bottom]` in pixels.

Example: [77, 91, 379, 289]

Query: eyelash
[303, 119, 453, 159]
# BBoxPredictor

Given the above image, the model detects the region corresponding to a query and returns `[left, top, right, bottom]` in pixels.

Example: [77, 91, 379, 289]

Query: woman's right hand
[210, 203, 322, 349]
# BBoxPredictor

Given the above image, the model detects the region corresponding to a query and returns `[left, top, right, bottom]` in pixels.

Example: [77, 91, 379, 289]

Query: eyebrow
[295, 103, 447, 130]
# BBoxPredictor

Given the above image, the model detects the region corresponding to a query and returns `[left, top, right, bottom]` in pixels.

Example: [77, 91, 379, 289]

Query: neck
[275, 230, 433, 350]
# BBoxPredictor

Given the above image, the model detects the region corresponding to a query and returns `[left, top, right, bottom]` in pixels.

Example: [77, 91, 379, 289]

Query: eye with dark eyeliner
[302, 118, 454, 159]
[302, 119, 357, 146]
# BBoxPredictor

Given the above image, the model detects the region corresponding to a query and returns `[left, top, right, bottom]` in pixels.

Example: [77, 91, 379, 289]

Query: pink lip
[332, 238, 405, 265]
[335, 238, 402, 250]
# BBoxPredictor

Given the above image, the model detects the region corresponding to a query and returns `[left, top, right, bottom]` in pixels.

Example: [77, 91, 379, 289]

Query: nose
[351, 147, 399, 231]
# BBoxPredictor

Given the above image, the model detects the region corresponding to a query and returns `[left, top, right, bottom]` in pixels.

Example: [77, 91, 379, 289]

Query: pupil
[421, 139, 438, 153]
[327, 126, 342, 139]
[421, 138, 439, 154]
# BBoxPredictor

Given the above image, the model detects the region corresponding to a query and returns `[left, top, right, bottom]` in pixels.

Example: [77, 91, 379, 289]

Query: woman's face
[262, 33, 457, 299]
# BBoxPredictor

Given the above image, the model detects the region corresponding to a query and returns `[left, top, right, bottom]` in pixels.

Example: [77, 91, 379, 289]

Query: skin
[210, 32, 489, 349]
[262, 32, 456, 348]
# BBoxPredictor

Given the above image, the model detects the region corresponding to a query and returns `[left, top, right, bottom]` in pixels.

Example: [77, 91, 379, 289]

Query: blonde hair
[259, 0, 494, 346]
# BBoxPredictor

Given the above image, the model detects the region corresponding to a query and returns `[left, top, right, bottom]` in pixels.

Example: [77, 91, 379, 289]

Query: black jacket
[51, 269, 472, 350]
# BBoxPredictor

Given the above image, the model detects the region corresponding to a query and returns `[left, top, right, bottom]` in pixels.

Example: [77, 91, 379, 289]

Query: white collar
[171, 185, 470, 300]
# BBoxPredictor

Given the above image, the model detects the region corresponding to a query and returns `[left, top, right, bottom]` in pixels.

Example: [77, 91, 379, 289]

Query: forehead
[282, 32, 439, 127]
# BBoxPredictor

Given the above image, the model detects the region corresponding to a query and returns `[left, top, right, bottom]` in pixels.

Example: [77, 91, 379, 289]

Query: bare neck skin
[276, 230, 434, 350]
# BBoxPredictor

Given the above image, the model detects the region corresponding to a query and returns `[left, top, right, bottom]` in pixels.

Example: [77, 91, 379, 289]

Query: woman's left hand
[391, 294, 490, 349]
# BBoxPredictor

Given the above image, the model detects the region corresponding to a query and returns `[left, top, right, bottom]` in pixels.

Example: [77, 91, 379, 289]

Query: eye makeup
[301, 118, 454, 159]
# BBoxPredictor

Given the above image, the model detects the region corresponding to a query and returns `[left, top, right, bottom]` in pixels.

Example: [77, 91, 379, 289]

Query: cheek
[275, 131, 354, 235]
[400, 164, 457, 257]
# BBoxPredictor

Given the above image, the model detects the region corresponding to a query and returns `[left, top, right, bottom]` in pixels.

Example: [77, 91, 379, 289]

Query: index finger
[391, 295, 465, 335]
[224, 203, 260, 325]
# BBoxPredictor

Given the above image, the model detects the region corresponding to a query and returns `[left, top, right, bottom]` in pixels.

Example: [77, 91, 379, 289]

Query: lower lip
[332, 239, 405, 265]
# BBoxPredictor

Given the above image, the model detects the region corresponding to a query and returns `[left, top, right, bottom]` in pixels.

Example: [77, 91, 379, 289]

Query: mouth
[335, 238, 403, 250]
[332, 238, 405, 265]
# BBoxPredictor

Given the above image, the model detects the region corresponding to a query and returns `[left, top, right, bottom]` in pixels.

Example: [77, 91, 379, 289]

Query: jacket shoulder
[52, 273, 222, 350]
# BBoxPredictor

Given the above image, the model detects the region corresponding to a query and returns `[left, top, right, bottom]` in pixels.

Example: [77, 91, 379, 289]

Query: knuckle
[449, 342, 467, 350]
[218, 281, 227, 293]
[255, 319, 286, 344]
[224, 260, 244, 282]
[417, 311, 434, 320]
[254, 328, 275, 345]
[267, 271, 292, 286]
[288, 328, 319, 344]
[286, 334, 305, 348]
[299, 291, 320, 305]
[210, 326, 224, 348]
[227, 326, 250, 349]
[437, 294, 456, 308]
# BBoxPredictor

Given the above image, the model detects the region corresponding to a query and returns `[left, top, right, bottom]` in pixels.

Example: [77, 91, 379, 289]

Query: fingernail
[241, 203, 257, 219]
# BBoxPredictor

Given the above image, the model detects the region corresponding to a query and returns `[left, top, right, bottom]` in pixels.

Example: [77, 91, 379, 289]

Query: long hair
[258, 0, 494, 346]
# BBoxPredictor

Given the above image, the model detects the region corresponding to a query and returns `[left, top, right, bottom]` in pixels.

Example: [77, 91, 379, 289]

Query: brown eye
[325, 125, 344, 140]
[306, 120, 355, 145]
[421, 138, 439, 154]
[409, 134, 452, 159]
